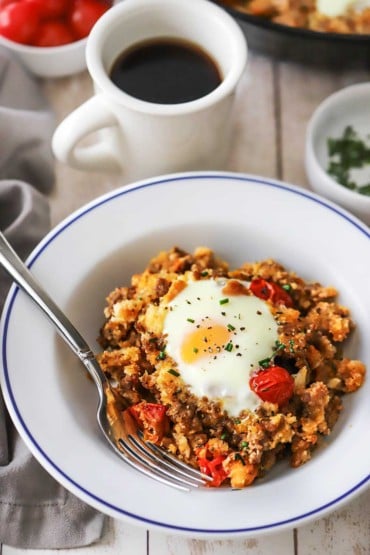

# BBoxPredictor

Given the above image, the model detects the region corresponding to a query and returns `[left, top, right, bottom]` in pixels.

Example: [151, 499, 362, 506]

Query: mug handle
[52, 94, 122, 172]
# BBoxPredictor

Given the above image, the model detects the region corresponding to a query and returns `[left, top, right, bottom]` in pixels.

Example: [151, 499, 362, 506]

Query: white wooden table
[2, 50, 370, 555]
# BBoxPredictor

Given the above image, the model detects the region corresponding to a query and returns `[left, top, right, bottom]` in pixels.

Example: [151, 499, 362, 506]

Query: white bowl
[0, 172, 369, 537]
[0, 1, 119, 78]
[0, 34, 87, 78]
[305, 82, 370, 227]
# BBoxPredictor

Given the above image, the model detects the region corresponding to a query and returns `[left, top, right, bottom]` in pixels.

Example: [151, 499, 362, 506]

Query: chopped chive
[225, 342, 233, 352]
[289, 339, 295, 353]
[187, 318, 195, 323]
[227, 323, 236, 331]
[201, 270, 209, 277]
[168, 368, 180, 377]
[221, 433, 228, 440]
[219, 298, 229, 305]
[240, 441, 249, 450]
[157, 349, 166, 360]
[234, 418, 241, 424]
[282, 284, 291, 291]
[259, 357, 271, 368]
[234, 453, 245, 465]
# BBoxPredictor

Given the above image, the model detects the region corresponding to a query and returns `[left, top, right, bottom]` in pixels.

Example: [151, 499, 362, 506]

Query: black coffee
[109, 38, 222, 104]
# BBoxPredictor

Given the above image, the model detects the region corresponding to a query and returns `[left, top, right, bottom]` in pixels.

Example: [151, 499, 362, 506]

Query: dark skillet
[213, 1, 370, 68]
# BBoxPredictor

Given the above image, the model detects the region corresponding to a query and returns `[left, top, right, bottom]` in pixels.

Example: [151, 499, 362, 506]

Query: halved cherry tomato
[0, 1, 40, 43]
[69, 0, 109, 39]
[197, 455, 227, 487]
[250, 278, 293, 307]
[128, 401, 169, 443]
[249, 365, 295, 406]
[195, 442, 229, 487]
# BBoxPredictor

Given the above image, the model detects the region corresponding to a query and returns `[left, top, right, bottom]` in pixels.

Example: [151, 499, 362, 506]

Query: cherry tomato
[250, 278, 293, 307]
[31, 0, 71, 19]
[197, 455, 227, 487]
[0, 0, 18, 9]
[249, 365, 295, 406]
[70, 0, 109, 40]
[33, 20, 75, 46]
[0, 1, 40, 43]
[128, 402, 169, 443]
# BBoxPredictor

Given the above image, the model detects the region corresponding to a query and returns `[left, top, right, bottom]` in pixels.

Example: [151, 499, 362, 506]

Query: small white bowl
[0, 1, 119, 78]
[0, 34, 87, 78]
[305, 82, 370, 227]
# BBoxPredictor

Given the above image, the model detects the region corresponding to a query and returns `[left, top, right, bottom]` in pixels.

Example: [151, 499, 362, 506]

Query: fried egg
[317, 0, 370, 17]
[163, 278, 278, 416]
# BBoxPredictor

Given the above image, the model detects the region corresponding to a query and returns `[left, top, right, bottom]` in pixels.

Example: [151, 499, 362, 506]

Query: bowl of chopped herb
[305, 82, 370, 227]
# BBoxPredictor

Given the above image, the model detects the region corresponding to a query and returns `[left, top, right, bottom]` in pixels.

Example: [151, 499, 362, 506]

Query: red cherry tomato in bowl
[249, 365, 295, 406]
[0, 1, 41, 44]
[33, 20, 75, 47]
[0, 0, 18, 9]
[70, 0, 110, 40]
[33, 0, 72, 19]
[0, 0, 111, 47]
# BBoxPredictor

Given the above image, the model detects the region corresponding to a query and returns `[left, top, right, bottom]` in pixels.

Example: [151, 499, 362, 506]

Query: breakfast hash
[221, 0, 370, 35]
[98, 247, 366, 488]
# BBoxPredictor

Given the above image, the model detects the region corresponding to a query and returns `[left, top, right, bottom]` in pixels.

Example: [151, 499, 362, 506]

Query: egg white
[163, 279, 278, 416]
[317, 0, 370, 17]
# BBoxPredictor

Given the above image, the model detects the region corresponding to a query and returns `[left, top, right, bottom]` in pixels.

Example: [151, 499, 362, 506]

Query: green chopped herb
[193, 347, 199, 354]
[258, 357, 271, 368]
[234, 453, 245, 465]
[221, 433, 228, 440]
[234, 418, 241, 424]
[359, 183, 370, 196]
[289, 339, 295, 353]
[240, 441, 249, 450]
[282, 284, 291, 291]
[225, 342, 233, 352]
[168, 369, 180, 377]
[227, 323, 236, 331]
[187, 318, 195, 323]
[219, 298, 229, 305]
[275, 340, 285, 351]
[201, 270, 209, 277]
[327, 125, 370, 196]
[157, 349, 166, 360]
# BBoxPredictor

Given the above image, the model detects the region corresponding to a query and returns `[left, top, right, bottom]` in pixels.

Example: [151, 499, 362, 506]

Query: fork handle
[0, 232, 106, 387]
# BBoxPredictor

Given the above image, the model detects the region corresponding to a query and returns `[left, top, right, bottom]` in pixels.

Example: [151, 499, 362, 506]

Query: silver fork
[0, 232, 210, 491]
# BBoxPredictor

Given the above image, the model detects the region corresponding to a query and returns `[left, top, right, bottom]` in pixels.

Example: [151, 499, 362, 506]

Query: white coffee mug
[52, 0, 247, 180]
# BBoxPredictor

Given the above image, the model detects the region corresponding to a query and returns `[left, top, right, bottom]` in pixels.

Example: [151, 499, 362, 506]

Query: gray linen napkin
[0, 48, 106, 548]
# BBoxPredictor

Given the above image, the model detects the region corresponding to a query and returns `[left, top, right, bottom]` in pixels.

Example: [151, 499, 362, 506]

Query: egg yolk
[181, 323, 231, 364]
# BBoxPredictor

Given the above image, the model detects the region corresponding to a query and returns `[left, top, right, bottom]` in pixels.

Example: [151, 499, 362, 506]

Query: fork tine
[101, 405, 192, 491]
[129, 435, 207, 485]
[114, 438, 190, 491]
[120, 410, 210, 488]
[121, 436, 206, 488]
[146, 440, 213, 482]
